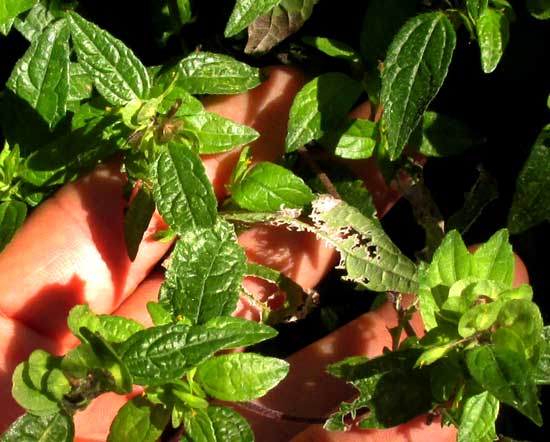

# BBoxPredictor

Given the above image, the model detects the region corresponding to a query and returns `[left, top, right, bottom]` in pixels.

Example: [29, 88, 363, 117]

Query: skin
[0, 66, 530, 441]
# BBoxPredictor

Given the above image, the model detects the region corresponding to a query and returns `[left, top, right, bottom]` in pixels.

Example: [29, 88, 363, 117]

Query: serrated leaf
[359, 0, 420, 66]
[107, 396, 170, 442]
[0, 0, 36, 24]
[7, 19, 70, 127]
[1, 412, 73, 442]
[231, 161, 314, 211]
[466, 345, 542, 426]
[0, 200, 27, 252]
[159, 219, 247, 324]
[380, 12, 456, 160]
[508, 124, 550, 234]
[527, 0, 550, 19]
[285, 72, 363, 153]
[224, 0, 281, 38]
[124, 184, 155, 261]
[68, 12, 150, 105]
[319, 118, 377, 160]
[458, 391, 499, 442]
[471, 229, 514, 287]
[152, 142, 217, 233]
[245, 0, 319, 54]
[174, 52, 261, 95]
[119, 318, 277, 385]
[196, 353, 288, 402]
[182, 111, 259, 154]
[207, 406, 254, 442]
[310, 196, 418, 293]
[476, 8, 509, 73]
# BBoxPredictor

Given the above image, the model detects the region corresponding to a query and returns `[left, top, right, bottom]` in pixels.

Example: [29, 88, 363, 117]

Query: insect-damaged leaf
[380, 12, 456, 159]
[309, 196, 418, 293]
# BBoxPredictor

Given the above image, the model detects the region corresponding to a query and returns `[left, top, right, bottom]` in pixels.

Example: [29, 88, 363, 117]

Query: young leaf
[152, 142, 218, 233]
[476, 8, 510, 73]
[224, 0, 281, 38]
[159, 219, 247, 324]
[1, 412, 74, 442]
[466, 345, 542, 426]
[174, 52, 261, 95]
[196, 353, 289, 402]
[231, 161, 314, 211]
[458, 391, 499, 442]
[11, 363, 61, 415]
[146, 302, 173, 326]
[108, 396, 170, 442]
[7, 19, 70, 127]
[508, 124, 550, 234]
[124, 184, 155, 261]
[380, 12, 456, 160]
[245, 0, 319, 54]
[285, 73, 363, 152]
[68, 11, 151, 105]
[120, 318, 277, 384]
[0, 0, 36, 24]
[471, 229, 514, 287]
[414, 111, 481, 157]
[309, 196, 418, 293]
[527, 0, 550, 19]
[207, 406, 254, 442]
[359, 0, 420, 66]
[0, 200, 27, 252]
[182, 111, 260, 154]
[302, 36, 361, 63]
[319, 118, 377, 160]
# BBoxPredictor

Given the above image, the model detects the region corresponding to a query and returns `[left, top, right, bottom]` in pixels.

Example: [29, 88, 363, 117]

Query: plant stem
[298, 146, 341, 199]
[237, 401, 327, 425]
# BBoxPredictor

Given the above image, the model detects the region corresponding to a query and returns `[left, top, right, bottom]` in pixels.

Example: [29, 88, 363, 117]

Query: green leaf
[12, 0, 58, 41]
[466, 345, 542, 426]
[458, 391, 499, 442]
[159, 219, 247, 324]
[414, 111, 481, 157]
[285, 73, 363, 153]
[224, 0, 281, 38]
[67, 63, 93, 104]
[108, 396, 170, 442]
[68, 304, 145, 344]
[527, 0, 550, 19]
[309, 196, 418, 293]
[182, 111, 260, 154]
[146, 302, 173, 326]
[196, 353, 289, 402]
[302, 36, 361, 63]
[231, 162, 314, 211]
[207, 406, 254, 442]
[181, 409, 216, 442]
[0, 200, 27, 252]
[476, 8, 509, 73]
[467, 0, 489, 22]
[11, 361, 62, 415]
[120, 318, 277, 384]
[508, 124, 550, 234]
[124, 184, 155, 261]
[0, 18, 13, 35]
[7, 19, 70, 127]
[245, 0, 319, 54]
[533, 326, 550, 384]
[380, 12, 456, 160]
[1, 412, 73, 442]
[458, 301, 503, 338]
[0, 0, 36, 24]
[174, 52, 261, 95]
[68, 11, 151, 105]
[471, 229, 514, 287]
[359, 0, 420, 66]
[152, 142, 218, 233]
[319, 118, 377, 160]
